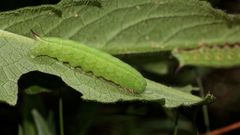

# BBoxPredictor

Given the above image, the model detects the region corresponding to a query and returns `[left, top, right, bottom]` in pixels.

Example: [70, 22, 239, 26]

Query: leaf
[142, 61, 169, 75]
[18, 125, 24, 135]
[0, 30, 214, 107]
[174, 85, 195, 93]
[21, 119, 38, 135]
[0, 0, 240, 55]
[25, 86, 51, 95]
[172, 45, 240, 68]
[32, 109, 54, 135]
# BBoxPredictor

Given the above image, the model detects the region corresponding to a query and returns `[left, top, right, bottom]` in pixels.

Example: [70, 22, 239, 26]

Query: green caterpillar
[31, 37, 147, 94]
[172, 44, 240, 68]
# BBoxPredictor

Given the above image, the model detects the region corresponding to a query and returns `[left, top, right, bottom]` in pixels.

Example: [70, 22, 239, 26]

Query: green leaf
[21, 119, 38, 135]
[25, 86, 51, 95]
[172, 45, 240, 68]
[18, 125, 24, 135]
[0, 0, 240, 55]
[0, 30, 213, 107]
[174, 85, 196, 93]
[32, 109, 54, 135]
[142, 61, 169, 75]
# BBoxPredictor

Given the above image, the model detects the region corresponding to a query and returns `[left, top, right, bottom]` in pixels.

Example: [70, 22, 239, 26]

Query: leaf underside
[1, 0, 240, 55]
[172, 45, 240, 68]
[2, 0, 239, 106]
[0, 30, 214, 107]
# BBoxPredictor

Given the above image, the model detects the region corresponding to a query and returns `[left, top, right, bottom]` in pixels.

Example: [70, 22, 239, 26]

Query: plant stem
[59, 98, 64, 135]
[202, 121, 240, 135]
[173, 111, 179, 135]
[196, 77, 210, 135]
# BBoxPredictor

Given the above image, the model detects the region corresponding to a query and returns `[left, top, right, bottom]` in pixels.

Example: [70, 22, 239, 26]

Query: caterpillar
[31, 37, 147, 94]
[172, 44, 240, 68]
